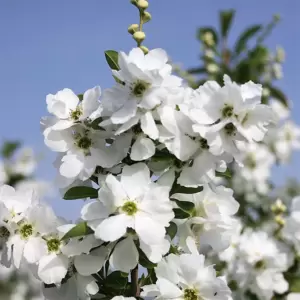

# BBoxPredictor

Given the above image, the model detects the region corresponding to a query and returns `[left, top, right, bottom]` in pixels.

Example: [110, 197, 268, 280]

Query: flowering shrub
[0, 2, 300, 300]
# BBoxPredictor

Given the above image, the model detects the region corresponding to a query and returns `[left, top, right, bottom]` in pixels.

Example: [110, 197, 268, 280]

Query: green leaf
[175, 200, 195, 212]
[215, 168, 232, 178]
[166, 222, 177, 240]
[61, 222, 93, 240]
[220, 10, 235, 38]
[234, 59, 252, 83]
[1, 141, 20, 159]
[173, 208, 190, 219]
[186, 67, 207, 75]
[63, 186, 98, 200]
[234, 25, 262, 54]
[170, 184, 203, 196]
[89, 117, 104, 130]
[267, 85, 289, 107]
[197, 27, 219, 45]
[77, 94, 84, 101]
[105, 50, 120, 71]
[289, 277, 300, 292]
[138, 249, 157, 269]
[105, 271, 128, 289]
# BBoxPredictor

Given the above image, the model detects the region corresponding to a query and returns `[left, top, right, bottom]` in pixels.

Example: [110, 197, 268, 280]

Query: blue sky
[0, 0, 299, 218]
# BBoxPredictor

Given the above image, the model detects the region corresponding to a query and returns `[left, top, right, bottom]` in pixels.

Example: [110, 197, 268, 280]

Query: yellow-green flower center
[122, 201, 138, 216]
[76, 136, 92, 149]
[20, 224, 33, 239]
[47, 238, 61, 253]
[70, 107, 82, 121]
[224, 123, 237, 136]
[245, 155, 256, 169]
[184, 288, 198, 300]
[222, 105, 234, 118]
[131, 80, 150, 98]
[254, 259, 266, 270]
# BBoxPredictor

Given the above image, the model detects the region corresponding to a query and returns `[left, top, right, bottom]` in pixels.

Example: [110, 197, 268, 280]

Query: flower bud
[272, 63, 283, 79]
[275, 46, 285, 63]
[262, 87, 270, 97]
[271, 199, 287, 214]
[137, 0, 148, 9]
[275, 215, 285, 226]
[206, 63, 219, 73]
[204, 49, 215, 59]
[133, 31, 145, 43]
[273, 14, 281, 22]
[142, 11, 152, 23]
[202, 32, 215, 46]
[139, 45, 149, 54]
[128, 24, 139, 34]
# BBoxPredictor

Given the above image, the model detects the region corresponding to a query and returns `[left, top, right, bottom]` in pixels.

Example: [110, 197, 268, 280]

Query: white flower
[250, 269, 288, 300]
[234, 142, 274, 193]
[231, 230, 292, 299]
[8, 203, 58, 268]
[174, 185, 239, 252]
[46, 86, 101, 131]
[0, 185, 38, 223]
[141, 253, 232, 300]
[41, 229, 108, 299]
[16, 179, 53, 199]
[81, 163, 174, 246]
[270, 100, 290, 120]
[36, 221, 70, 285]
[101, 48, 181, 144]
[267, 121, 300, 163]
[12, 147, 37, 176]
[238, 230, 291, 270]
[51, 126, 131, 188]
[187, 75, 275, 145]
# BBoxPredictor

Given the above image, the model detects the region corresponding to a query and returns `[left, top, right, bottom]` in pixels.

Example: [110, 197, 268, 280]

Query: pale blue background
[0, 1, 299, 218]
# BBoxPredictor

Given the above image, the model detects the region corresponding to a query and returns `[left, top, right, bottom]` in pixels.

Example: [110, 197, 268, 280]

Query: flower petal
[95, 214, 132, 242]
[109, 236, 138, 272]
[121, 163, 151, 199]
[140, 111, 159, 140]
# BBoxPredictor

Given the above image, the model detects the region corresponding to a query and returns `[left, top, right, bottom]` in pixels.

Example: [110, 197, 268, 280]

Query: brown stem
[131, 264, 140, 297]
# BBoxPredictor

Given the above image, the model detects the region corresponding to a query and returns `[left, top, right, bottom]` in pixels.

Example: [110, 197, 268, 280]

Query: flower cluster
[219, 227, 293, 299]
[0, 43, 281, 300]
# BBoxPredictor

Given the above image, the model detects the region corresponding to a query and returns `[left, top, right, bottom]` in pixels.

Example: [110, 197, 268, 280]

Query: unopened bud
[139, 45, 149, 54]
[206, 63, 219, 73]
[202, 32, 215, 47]
[271, 199, 287, 214]
[204, 49, 215, 59]
[137, 0, 148, 9]
[273, 14, 281, 22]
[128, 24, 139, 34]
[275, 215, 285, 226]
[142, 11, 152, 23]
[275, 46, 285, 63]
[262, 87, 270, 97]
[133, 31, 145, 43]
